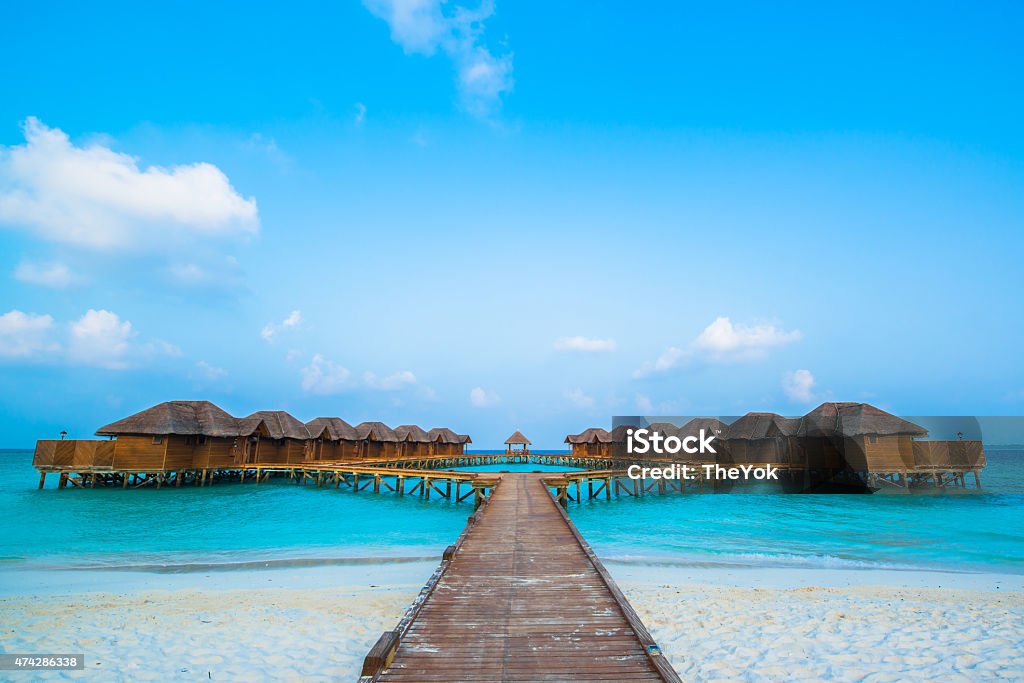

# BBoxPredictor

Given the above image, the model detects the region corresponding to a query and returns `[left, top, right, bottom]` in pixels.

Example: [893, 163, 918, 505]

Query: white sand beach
[626, 583, 1024, 682]
[2, 564, 1023, 681]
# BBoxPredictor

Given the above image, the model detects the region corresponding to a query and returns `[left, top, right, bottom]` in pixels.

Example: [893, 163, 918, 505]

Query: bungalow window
[197, 436, 207, 445]
[152, 436, 163, 445]
[868, 434, 878, 444]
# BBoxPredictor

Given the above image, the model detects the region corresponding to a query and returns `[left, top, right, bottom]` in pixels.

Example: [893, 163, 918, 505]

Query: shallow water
[0, 448, 1021, 579]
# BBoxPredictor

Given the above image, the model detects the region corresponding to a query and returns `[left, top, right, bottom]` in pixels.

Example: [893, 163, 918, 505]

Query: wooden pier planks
[373, 474, 679, 682]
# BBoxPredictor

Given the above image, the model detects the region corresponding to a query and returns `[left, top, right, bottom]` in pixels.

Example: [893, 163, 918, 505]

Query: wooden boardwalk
[362, 474, 679, 682]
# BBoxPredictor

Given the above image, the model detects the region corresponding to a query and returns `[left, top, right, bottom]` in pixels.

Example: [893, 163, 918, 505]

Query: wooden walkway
[362, 474, 679, 682]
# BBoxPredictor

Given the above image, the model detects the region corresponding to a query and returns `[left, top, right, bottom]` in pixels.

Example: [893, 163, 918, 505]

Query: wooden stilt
[38, 472, 46, 489]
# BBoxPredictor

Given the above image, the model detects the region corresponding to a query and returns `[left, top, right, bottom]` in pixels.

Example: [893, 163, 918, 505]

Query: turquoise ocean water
[0, 449, 1022, 579]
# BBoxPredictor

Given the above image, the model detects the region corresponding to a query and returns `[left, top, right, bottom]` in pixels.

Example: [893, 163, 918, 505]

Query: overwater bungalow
[424, 428, 463, 456]
[93, 400, 242, 471]
[395, 424, 432, 458]
[724, 412, 801, 464]
[354, 422, 401, 459]
[306, 417, 360, 461]
[564, 428, 612, 457]
[240, 411, 310, 464]
[795, 402, 928, 471]
[608, 424, 636, 459]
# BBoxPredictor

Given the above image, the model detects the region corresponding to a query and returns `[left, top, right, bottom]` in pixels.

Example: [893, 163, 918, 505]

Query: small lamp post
[60, 430, 68, 441]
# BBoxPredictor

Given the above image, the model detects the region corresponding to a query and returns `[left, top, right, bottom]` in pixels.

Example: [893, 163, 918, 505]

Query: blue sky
[1, 1, 1022, 448]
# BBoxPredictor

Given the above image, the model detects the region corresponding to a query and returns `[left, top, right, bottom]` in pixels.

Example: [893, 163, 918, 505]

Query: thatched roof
[798, 402, 928, 438]
[96, 400, 239, 437]
[394, 424, 431, 443]
[726, 413, 800, 440]
[244, 411, 310, 440]
[457, 434, 473, 444]
[354, 421, 400, 442]
[306, 417, 358, 441]
[678, 417, 728, 439]
[646, 422, 680, 438]
[505, 431, 531, 445]
[564, 427, 612, 444]
[609, 425, 637, 443]
[427, 427, 461, 444]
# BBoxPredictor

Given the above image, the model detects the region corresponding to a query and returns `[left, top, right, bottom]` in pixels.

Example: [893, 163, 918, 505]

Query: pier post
[974, 471, 981, 488]
[38, 472, 46, 489]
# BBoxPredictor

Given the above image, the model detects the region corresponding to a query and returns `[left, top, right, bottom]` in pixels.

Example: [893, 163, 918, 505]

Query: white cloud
[364, 0, 514, 120]
[694, 317, 802, 359]
[783, 369, 816, 403]
[0, 307, 175, 369]
[635, 394, 654, 413]
[553, 336, 616, 352]
[469, 386, 499, 407]
[565, 387, 594, 408]
[0, 117, 259, 250]
[194, 360, 227, 380]
[166, 256, 244, 290]
[0, 310, 57, 358]
[261, 309, 302, 341]
[13, 260, 74, 288]
[68, 309, 135, 369]
[301, 354, 353, 395]
[299, 355, 420, 395]
[354, 102, 367, 126]
[634, 317, 802, 377]
[364, 370, 417, 390]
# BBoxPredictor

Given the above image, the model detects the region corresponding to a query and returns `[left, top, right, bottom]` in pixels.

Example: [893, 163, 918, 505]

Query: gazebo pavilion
[504, 431, 531, 455]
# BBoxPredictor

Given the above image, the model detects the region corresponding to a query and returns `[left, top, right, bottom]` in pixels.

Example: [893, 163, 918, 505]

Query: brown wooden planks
[374, 474, 679, 682]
